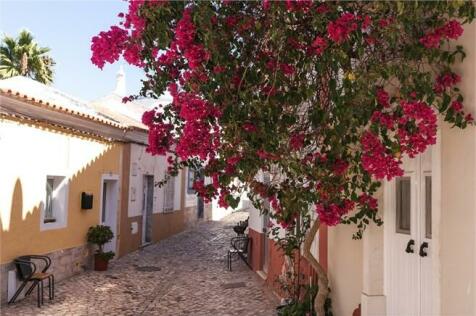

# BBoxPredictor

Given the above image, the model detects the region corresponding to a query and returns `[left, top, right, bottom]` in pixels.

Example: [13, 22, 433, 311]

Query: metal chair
[8, 255, 55, 307]
[227, 236, 250, 271]
[232, 217, 249, 236]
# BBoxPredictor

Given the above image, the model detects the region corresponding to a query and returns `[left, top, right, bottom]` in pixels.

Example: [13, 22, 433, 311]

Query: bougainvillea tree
[92, 1, 475, 313]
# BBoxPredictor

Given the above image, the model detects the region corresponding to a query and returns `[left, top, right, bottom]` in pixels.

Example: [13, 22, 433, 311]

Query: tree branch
[303, 218, 329, 316]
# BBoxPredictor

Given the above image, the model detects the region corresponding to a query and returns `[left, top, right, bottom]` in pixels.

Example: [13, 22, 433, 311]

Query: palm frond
[0, 29, 55, 83]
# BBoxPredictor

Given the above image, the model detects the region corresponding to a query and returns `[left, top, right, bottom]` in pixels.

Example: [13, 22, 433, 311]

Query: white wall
[248, 204, 263, 232]
[328, 224, 363, 316]
[128, 143, 182, 217]
[438, 22, 476, 315]
[0, 120, 111, 231]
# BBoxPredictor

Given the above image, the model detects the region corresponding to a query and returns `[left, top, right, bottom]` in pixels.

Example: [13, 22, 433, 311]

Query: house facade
[0, 73, 209, 304]
[91, 69, 212, 257]
[0, 76, 131, 303]
[247, 23, 476, 316]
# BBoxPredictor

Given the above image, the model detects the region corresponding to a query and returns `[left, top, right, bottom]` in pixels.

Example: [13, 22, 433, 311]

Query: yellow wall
[0, 118, 122, 264]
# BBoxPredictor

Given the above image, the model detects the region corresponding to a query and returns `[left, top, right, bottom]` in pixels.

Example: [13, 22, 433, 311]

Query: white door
[142, 175, 154, 244]
[419, 153, 433, 316]
[100, 178, 119, 255]
[385, 150, 433, 316]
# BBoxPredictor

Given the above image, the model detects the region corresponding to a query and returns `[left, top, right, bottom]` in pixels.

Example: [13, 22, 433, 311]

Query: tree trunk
[20, 52, 28, 76]
[303, 218, 329, 316]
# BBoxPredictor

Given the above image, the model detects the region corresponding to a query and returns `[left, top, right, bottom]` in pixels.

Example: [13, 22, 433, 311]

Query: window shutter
[163, 177, 175, 212]
[45, 178, 55, 220]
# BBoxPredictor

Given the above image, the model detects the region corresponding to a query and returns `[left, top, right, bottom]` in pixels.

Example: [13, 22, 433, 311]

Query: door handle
[405, 239, 415, 253]
[419, 242, 429, 257]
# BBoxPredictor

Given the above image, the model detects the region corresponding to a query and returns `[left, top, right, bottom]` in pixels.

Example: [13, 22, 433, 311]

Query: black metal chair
[8, 255, 55, 307]
[227, 236, 251, 271]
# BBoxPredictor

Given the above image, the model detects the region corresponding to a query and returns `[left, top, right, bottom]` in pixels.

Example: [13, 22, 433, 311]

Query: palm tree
[0, 30, 55, 84]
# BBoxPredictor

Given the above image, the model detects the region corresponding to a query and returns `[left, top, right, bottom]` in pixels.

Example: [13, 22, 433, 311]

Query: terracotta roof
[0, 88, 129, 129]
[0, 76, 131, 129]
[0, 110, 113, 143]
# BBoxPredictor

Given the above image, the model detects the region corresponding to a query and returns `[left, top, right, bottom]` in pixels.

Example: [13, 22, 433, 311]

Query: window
[42, 176, 68, 229]
[187, 169, 195, 194]
[45, 178, 55, 222]
[425, 175, 432, 239]
[395, 177, 411, 234]
[163, 177, 175, 212]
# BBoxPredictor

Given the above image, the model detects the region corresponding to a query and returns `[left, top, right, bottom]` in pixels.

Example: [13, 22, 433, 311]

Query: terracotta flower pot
[94, 254, 109, 271]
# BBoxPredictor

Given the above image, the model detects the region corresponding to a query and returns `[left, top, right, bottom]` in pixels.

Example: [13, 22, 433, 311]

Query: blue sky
[0, 0, 145, 101]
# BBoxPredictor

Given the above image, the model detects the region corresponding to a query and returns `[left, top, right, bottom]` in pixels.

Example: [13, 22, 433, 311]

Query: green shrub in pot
[87, 225, 115, 271]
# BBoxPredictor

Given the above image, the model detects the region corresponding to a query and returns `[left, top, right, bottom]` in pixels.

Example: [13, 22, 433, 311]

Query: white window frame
[40, 175, 69, 231]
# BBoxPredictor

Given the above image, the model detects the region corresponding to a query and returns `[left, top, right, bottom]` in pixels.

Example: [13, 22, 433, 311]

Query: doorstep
[139, 242, 152, 249]
[256, 270, 267, 280]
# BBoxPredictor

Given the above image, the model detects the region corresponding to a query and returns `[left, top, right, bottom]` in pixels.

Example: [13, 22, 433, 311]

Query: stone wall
[0, 244, 92, 305]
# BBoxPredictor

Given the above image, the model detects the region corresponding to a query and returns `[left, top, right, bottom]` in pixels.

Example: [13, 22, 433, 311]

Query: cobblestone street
[1, 211, 278, 316]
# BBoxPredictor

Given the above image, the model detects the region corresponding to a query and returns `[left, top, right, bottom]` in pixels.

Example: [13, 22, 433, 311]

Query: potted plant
[87, 225, 115, 271]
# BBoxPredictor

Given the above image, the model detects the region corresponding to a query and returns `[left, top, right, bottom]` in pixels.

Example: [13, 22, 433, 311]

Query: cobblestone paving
[1, 211, 278, 316]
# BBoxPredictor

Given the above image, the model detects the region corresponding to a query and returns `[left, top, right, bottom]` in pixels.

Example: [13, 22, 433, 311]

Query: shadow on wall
[0, 123, 122, 264]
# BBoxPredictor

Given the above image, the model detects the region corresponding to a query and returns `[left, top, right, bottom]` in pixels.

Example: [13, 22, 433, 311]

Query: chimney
[114, 65, 126, 96]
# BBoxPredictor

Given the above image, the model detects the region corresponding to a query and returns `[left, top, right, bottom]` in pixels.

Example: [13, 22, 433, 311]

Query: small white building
[90, 68, 211, 256]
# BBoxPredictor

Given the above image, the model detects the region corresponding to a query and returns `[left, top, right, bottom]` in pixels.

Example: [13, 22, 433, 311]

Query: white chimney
[114, 65, 126, 96]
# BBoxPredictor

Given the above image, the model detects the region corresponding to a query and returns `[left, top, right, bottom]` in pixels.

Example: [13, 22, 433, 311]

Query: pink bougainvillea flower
[451, 100, 463, 112]
[146, 122, 174, 156]
[327, 13, 358, 44]
[289, 133, 305, 150]
[371, 111, 395, 130]
[420, 19, 464, 49]
[441, 20, 464, 39]
[316, 3, 329, 14]
[358, 193, 378, 210]
[90, 26, 128, 69]
[376, 88, 390, 107]
[213, 65, 226, 74]
[280, 63, 295, 76]
[311, 36, 328, 56]
[434, 72, 461, 93]
[332, 159, 349, 176]
[378, 18, 392, 28]
[362, 15, 372, 30]
[397, 100, 437, 158]
[242, 122, 258, 133]
[315, 199, 355, 226]
[141, 109, 156, 126]
[361, 131, 403, 180]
